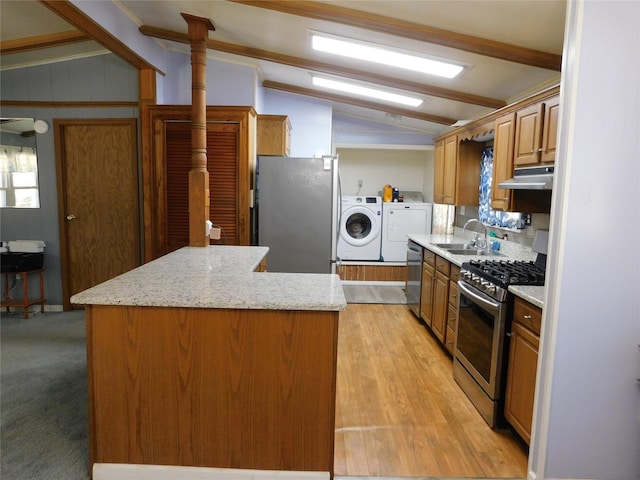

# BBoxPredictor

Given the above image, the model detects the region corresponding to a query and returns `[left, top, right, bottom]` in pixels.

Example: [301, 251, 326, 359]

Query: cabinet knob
[66, 214, 76, 221]
[523, 314, 532, 320]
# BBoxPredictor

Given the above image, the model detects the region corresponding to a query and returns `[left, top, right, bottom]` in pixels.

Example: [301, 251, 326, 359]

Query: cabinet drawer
[435, 255, 450, 276]
[423, 249, 436, 266]
[513, 297, 542, 335]
[448, 280, 459, 306]
[450, 264, 460, 282]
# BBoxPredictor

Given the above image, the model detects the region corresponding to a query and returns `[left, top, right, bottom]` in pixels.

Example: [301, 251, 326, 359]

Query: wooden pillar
[182, 13, 215, 247]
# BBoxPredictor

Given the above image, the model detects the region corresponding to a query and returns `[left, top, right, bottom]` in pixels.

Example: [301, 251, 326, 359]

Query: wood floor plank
[334, 304, 527, 478]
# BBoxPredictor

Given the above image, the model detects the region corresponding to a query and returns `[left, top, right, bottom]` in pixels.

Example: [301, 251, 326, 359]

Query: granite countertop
[408, 232, 545, 308]
[71, 246, 347, 311]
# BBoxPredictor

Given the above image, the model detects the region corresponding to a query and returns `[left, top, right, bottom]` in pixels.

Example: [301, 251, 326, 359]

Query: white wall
[531, 1, 640, 479]
[336, 147, 434, 199]
[263, 89, 332, 157]
[160, 51, 257, 105]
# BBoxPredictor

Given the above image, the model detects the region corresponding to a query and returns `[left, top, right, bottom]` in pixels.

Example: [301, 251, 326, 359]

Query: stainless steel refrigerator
[254, 155, 340, 273]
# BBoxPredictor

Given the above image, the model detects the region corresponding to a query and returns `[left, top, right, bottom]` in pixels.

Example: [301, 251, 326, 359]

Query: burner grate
[465, 259, 546, 287]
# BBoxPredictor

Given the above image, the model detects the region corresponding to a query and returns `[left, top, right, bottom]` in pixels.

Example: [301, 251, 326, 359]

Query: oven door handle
[458, 280, 501, 314]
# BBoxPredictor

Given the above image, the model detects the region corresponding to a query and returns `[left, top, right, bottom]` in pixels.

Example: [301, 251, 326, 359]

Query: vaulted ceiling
[0, 0, 566, 136]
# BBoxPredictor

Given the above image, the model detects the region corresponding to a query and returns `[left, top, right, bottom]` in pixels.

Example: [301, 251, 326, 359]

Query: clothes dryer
[381, 202, 432, 262]
[337, 196, 382, 261]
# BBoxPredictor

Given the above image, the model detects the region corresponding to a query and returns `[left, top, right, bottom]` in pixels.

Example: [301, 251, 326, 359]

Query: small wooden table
[1, 269, 46, 319]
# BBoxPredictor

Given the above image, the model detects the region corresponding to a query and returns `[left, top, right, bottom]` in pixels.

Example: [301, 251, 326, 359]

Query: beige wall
[336, 147, 434, 200]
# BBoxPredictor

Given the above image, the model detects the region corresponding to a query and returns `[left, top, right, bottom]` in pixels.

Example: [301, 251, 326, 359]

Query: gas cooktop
[462, 258, 546, 289]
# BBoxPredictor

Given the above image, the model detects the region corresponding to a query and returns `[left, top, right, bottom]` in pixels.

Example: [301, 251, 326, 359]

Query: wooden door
[165, 121, 240, 252]
[431, 270, 449, 343]
[420, 261, 434, 326]
[514, 102, 544, 166]
[442, 135, 458, 204]
[433, 140, 445, 203]
[55, 119, 140, 310]
[541, 95, 559, 164]
[504, 321, 539, 444]
[491, 112, 516, 210]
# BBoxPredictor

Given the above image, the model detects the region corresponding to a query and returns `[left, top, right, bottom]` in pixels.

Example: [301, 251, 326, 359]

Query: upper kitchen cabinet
[434, 135, 483, 206]
[514, 95, 559, 167]
[257, 114, 291, 156]
[491, 112, 516, 210]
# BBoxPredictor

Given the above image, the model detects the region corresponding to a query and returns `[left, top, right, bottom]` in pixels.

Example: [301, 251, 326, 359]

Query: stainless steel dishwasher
[406, 239, 423, 317]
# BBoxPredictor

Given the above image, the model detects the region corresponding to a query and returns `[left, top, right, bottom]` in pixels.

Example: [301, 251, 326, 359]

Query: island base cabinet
[86, 305, 338, 474]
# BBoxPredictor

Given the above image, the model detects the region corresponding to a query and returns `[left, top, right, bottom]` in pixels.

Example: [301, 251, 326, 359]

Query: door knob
[66, 214, 76, 221]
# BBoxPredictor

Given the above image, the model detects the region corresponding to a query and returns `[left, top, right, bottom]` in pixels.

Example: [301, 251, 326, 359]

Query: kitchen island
[71, 246, 346, 475]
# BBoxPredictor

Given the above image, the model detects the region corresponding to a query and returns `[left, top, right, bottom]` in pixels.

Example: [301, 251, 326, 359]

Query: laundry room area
[336, 146, 437, 288]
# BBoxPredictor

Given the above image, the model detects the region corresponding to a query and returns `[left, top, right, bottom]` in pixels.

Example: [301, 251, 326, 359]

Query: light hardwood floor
[334, 304, 528, 478]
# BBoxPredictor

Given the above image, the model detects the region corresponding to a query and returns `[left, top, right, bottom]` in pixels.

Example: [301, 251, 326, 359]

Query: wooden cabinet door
[442, 135, 458, 204]
[514, 102, 544, 167]
[491, 112, 516, 210]
[257, 115, 290, 156]
[165, 122, 241, 252]
[431, 270, 449, 343]
[505, 320, 540, 445]
[433, 140, 445, 203]
[420, 261, 435, 326]
[541, 96, 559, 164]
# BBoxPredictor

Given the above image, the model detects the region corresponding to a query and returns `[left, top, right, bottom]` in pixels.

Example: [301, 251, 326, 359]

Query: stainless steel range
[454, 257, 545, 427]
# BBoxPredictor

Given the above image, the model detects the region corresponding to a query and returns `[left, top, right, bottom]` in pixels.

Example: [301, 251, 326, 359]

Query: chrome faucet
[463, 218, 488, 250]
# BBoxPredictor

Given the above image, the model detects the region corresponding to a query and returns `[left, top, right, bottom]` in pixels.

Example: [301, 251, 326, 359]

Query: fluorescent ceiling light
[312, 76, 423, 107]
[312, 34, 464, 79]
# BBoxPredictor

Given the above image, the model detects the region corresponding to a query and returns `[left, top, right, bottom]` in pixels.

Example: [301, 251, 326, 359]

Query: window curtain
[479, 147, 524, 229]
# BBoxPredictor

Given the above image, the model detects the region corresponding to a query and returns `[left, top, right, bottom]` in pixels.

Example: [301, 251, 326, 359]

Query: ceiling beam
[40, 0, 158, 71]
[229, 0, 562, 71]
[0, 30, 89, 54]
[139, 25, 505, 109]
[263, 80, 457, 126]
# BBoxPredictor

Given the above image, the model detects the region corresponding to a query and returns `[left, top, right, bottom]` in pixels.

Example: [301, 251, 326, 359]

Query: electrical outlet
[523, 213, 532, 226]
[357, 179, 363, 188]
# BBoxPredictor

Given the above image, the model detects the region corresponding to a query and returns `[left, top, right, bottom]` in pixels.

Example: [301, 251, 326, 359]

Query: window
[0, 145, 40, 208]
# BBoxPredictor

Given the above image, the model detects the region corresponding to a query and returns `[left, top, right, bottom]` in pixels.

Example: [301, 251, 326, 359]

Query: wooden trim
[139, 25, 505, 109]
[264, 80, 457, 126]
[337, 264, 407, 282]
[40, 0, 160, 72]
[0, 30, 89, 54]
[0, 100, 138, 108]
[229, 0, 562, 71]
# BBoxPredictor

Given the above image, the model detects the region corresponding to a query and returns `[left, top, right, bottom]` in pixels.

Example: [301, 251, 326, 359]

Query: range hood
[498, 165, 554, 190]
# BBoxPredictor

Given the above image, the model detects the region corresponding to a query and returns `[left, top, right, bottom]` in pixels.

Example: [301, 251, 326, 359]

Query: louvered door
[165, 122, 240, 251]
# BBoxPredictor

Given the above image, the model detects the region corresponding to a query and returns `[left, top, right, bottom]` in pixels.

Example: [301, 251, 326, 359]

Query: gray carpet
[342, 285, 407, 304]
[1, 310, 89, 480]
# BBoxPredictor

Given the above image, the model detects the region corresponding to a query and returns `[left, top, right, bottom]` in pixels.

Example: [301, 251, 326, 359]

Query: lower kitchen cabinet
[420, 250, 436, 325]
[445, 265, 460, 354]
[505, 297, 542, 445]
[420, 249, 459, 351]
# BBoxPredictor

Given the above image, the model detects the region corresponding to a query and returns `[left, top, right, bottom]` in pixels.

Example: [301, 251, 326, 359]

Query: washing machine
[337, 196, 382, 261]
[381, 202, 432, 262]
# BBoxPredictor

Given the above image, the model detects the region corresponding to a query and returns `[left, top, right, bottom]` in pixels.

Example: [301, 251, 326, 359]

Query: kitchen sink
[446, 248, 503, 256]
[430, 243, 469, 249]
